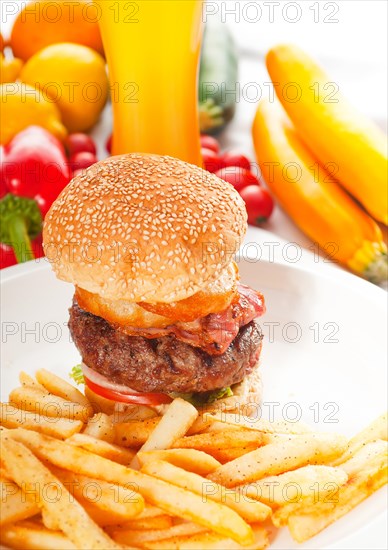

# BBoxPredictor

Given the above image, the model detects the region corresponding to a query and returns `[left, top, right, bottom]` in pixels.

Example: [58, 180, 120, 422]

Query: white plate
[1, 241, 387, 550]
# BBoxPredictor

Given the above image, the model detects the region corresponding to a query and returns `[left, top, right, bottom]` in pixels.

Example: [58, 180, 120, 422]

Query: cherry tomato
[239, 185, 274, 224]
[70, 151, 98, 172]
[215, 167, 260, 193]
[66, 133, 96, 156]
[106, 134, 112, 154]
[200, 135, 220, 154]
[84, 377, 173, 406]
[201, 148, 222, 173]
[221, 151, 251, 171]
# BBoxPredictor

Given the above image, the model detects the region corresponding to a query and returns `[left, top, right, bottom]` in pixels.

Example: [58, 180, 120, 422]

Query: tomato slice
[84, 377, 173, 406]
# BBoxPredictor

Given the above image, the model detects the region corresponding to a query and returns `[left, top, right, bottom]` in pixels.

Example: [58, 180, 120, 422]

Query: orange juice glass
[95, 0, 203, 165]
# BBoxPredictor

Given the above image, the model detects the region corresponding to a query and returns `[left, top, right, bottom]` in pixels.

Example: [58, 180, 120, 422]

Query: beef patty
[69, 299, 263, 393]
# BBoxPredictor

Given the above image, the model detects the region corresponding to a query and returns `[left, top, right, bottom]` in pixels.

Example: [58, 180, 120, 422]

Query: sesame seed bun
[43, 154, 247, 303]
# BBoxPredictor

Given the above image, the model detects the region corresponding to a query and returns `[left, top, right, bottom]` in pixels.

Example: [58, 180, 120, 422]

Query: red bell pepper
[0, 126, 71, 266]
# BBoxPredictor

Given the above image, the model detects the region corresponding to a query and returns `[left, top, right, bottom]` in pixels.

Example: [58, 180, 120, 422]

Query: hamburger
[43, 154, 265, 409]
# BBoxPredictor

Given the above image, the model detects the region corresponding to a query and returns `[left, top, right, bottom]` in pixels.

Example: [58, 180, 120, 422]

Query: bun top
[43, 153, 247, 303]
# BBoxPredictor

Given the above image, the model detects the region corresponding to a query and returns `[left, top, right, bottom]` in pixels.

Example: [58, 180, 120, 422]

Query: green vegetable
[69, 365, 84, 385]
[199, 20, 239, 134]
[171, 386, 233, 407]
[0, 194, 42, 263]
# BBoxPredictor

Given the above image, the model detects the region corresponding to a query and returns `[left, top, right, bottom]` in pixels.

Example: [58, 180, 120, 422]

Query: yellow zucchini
[266, 44, 388, 225]
[252, 98, 387, 284]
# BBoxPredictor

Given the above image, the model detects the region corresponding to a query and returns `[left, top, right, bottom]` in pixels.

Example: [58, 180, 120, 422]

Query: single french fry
[66, 433, 135, 464]
[8, 428, 254, 545]
[1, 434, 120, 549]
[208, 433, 348, 487]
[143, 524, 269, 550]
[332, 412, 388, 466]
[0, 521, 76, 550]
[111, 523, 208, 545]
[213, 446, 259, 464]
[138, 448, 221, 475]
[173, 430, 265, 454]
[131, 504, 165, 519]
[0, 480, 40, 525]
[131, 399, 198, 467]
[9, 386, 92, 422]
[239, 465, 348, 507]
[35, 369, 91, 408]
[41, 507, 60, 530]
[83, 413, 115, 443]
[1, 403, 83, 439]
[84, 386, 116, 415]
[115, 418, 161, 447]
[117, 515, 173, 530]
[142, 460, 271, 523]
[204, 411, 312, 435]
[19, 371, 46, 390]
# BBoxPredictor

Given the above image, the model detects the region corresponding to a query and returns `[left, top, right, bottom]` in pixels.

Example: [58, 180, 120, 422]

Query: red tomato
[201, 148, 222, 173]
[200, 135, 220, 154]
[66, 133, 96, 156]
[215, 167, 260, 193]
[221, 151, 251, 171]
[84, 377, 173, 406]
[106, 134, 112, 154]
[239, 185, 274, 224]
[70, 151, 98, 172]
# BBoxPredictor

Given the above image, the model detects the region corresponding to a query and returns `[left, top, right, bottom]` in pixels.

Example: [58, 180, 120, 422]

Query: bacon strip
[115, 284, 265, 355]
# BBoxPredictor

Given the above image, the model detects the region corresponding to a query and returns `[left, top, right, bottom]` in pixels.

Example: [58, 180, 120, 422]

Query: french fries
[111, 522, 208, 546]
[132, 398, 198, 467]
[0, 520, 76, 550]
[1, 369, 387, 549]
[286, 442, 388, 542]
[1, 433, 120, 549]
[0, 480, 40, 525]
[332, 412, 388, 466]
[1, 402, 84, 439]
[173, 429, 265, 453]
[67, 432, 135, 464]
[204, 411, 312, 434]
[115, 417, 160, 447]
[138, 448, 221, 475]
[7, 428, 254, 545]
[9, 385, 92, 422]
[83, 412, 115, 442]
[19, 371, 46, 390]
[116, 514, 173, 530]
[49, 465, 145, 523]
[239, 464, 348, 507]
[35, 368, 91, 408]
[143, 525, 269, 550]
[142, 459, 271, 523]
[209, 433, 348, 487]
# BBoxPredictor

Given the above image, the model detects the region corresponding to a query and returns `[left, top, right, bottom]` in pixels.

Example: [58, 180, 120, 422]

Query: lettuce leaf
[69, 364, 85, 385]
[171, 386, 233, 407]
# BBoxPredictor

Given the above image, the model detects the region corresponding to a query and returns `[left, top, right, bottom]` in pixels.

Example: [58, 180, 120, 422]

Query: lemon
[0, 83, 67, 145]
[20, 43, 108, 132]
